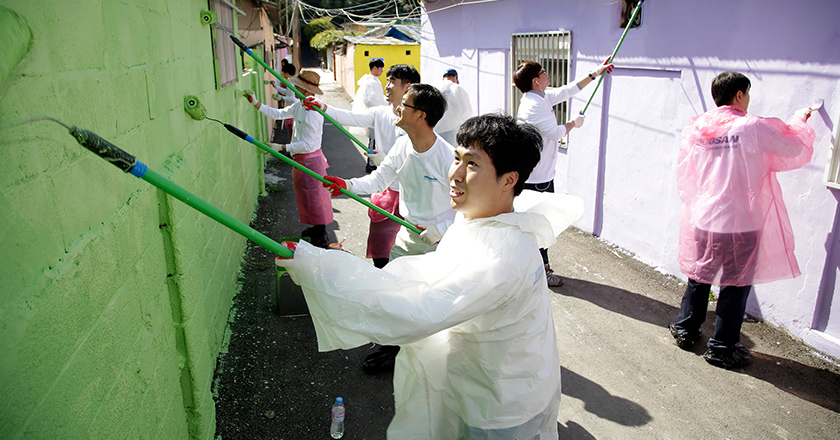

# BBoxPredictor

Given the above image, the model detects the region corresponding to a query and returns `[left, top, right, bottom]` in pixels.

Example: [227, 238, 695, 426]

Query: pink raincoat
[677, 105, 814, 286]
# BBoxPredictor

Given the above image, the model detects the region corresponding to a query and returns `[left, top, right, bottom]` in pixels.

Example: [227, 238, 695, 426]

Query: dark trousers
[675, 278, 751, 353]
[523, 180, 554, 265]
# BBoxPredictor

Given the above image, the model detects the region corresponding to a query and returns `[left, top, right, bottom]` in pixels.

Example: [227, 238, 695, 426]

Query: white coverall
[434, 79, 473, 146]
[350, 73, 388, 140]
[281, 191, 584, 439]
[354, 73, 388, 109]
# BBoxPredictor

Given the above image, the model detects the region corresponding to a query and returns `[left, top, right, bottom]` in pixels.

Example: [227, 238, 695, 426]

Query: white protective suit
[434, 79, 473, 146]
[354, 73, 388, 109]
[349, 73, 388, 140]
[281, 191, 584, 439]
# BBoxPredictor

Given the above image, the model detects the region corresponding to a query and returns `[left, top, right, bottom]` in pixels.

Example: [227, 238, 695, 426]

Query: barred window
[210, 0, 239, 88]
[511, 31, 572, 134]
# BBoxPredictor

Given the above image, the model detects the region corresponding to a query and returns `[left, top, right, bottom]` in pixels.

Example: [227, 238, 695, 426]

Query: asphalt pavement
[212, 69, 840, 440]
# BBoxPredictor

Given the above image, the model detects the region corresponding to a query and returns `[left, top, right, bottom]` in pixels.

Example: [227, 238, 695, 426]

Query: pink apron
[366, 189, 401, 259]
[292, 150, 334, 226]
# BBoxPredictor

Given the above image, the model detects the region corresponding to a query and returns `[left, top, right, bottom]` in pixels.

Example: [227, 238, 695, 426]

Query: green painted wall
[0, 1, 268, 439]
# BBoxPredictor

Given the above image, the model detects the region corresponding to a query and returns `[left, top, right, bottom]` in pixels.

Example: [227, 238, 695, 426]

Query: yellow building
[333, 25, 420, 98]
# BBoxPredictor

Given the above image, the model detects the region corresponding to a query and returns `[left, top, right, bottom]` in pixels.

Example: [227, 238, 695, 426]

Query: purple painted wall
[421, 0, 840, 359]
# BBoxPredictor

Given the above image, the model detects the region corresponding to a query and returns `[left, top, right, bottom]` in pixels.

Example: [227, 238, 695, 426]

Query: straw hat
[290, 70, 323, 95]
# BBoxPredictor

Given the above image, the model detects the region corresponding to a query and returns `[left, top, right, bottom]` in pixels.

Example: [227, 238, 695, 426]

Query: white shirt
[516, 83, 582, 183]
[434, 79, 473, 143]
[283, 191, 585, 439]
[326, 105, 404, 156]
[348, 135, 456, 237]
[258, 101, 323, 155]
[326, 105, 406, 191]
[273, 82, 298, 106]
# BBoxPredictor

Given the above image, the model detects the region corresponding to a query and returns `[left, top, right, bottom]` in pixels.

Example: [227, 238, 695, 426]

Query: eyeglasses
[400, 102, 424, 112]
[539, 69, 547, 75]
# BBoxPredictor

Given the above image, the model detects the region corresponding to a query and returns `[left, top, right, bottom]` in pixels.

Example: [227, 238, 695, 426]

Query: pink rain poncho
[278, 192, 584, 439]
[677, 105, 815, 286]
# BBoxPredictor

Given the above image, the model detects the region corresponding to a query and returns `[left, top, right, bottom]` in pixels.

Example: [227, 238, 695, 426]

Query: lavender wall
[421, 0, 840, 359]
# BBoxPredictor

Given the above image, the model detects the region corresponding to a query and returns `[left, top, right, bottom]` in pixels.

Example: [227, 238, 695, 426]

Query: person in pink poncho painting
[669, 71, 816, 369]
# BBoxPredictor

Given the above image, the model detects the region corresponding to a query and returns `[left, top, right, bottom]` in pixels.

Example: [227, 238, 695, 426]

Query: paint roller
[580, 0, 645, 116]
[180, 96, 421, 234]
[213, 24, 374, 155]
[806, 99, 824, 120]
[11, 116, 295, 258]
[0, 6, 33, 86]
[199, 10, 217, 25]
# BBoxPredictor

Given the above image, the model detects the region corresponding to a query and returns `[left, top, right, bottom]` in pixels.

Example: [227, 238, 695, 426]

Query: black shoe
[669, 323, 701, 351]
[362, 345, 399, 374]
[309, 233, 329, 249]
[301, 227, 329, 249]
[365, 162, 377, 174]
[703, 344, 751, 369]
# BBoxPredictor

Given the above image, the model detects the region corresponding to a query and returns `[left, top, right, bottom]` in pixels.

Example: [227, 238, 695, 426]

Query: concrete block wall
[0, 1, 267, 438]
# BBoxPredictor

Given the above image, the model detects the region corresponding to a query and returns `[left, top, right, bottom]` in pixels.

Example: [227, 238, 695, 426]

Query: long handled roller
[218, 25, 374, 155]
[210, 118, 423, 234]
[581, 0, 645, 116]
[181, 96, 421, 234]
[23, 116, 295, 258]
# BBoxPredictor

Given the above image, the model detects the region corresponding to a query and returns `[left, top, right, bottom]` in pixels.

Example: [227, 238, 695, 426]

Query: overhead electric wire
[296, 0, 421, 24]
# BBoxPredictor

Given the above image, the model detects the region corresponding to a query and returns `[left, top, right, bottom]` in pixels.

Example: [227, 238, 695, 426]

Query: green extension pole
[225, 31, 373, 154]
[581, 0, 644, 116]
[64, 122, 295, 258]
[217, 120, 423, 235]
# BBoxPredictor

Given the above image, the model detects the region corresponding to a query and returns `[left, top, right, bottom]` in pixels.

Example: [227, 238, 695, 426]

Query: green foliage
[303, 17, 335, 41]
[310, 29, 360, 51]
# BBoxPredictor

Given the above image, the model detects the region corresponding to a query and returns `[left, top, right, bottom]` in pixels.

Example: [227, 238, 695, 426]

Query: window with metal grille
[511, 31, 572, 145]
[210, 0, 238, 88]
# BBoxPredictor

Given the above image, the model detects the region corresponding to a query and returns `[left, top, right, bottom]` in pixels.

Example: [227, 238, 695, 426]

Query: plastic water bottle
[330, 397, 345, 439]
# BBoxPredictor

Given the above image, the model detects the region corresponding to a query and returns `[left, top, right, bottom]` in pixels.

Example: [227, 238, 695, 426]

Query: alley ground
[213, 70, 840, 439]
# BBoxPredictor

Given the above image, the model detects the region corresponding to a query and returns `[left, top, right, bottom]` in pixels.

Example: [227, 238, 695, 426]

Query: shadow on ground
[558, 275, 840, 415]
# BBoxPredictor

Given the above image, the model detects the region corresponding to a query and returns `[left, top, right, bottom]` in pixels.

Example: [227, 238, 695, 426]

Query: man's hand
[573, 115, 585, 128]
[275, 241, 298, 270]
[417, 225, 442, 245]
[279, 241, 298, 259]
[243, 91, 260, 109]
[323, 175, 348, 196]
[367, 150, 385, 166]
[794, 107, 813, 122]
[304, 96, 325, 112]
[591, 57, 614, 77]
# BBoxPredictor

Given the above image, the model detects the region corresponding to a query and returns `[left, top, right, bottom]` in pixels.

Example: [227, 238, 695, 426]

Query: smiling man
[305, 65, 421, 270]
[321, 83, 455, 373]
[278, 114, 585, 438]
